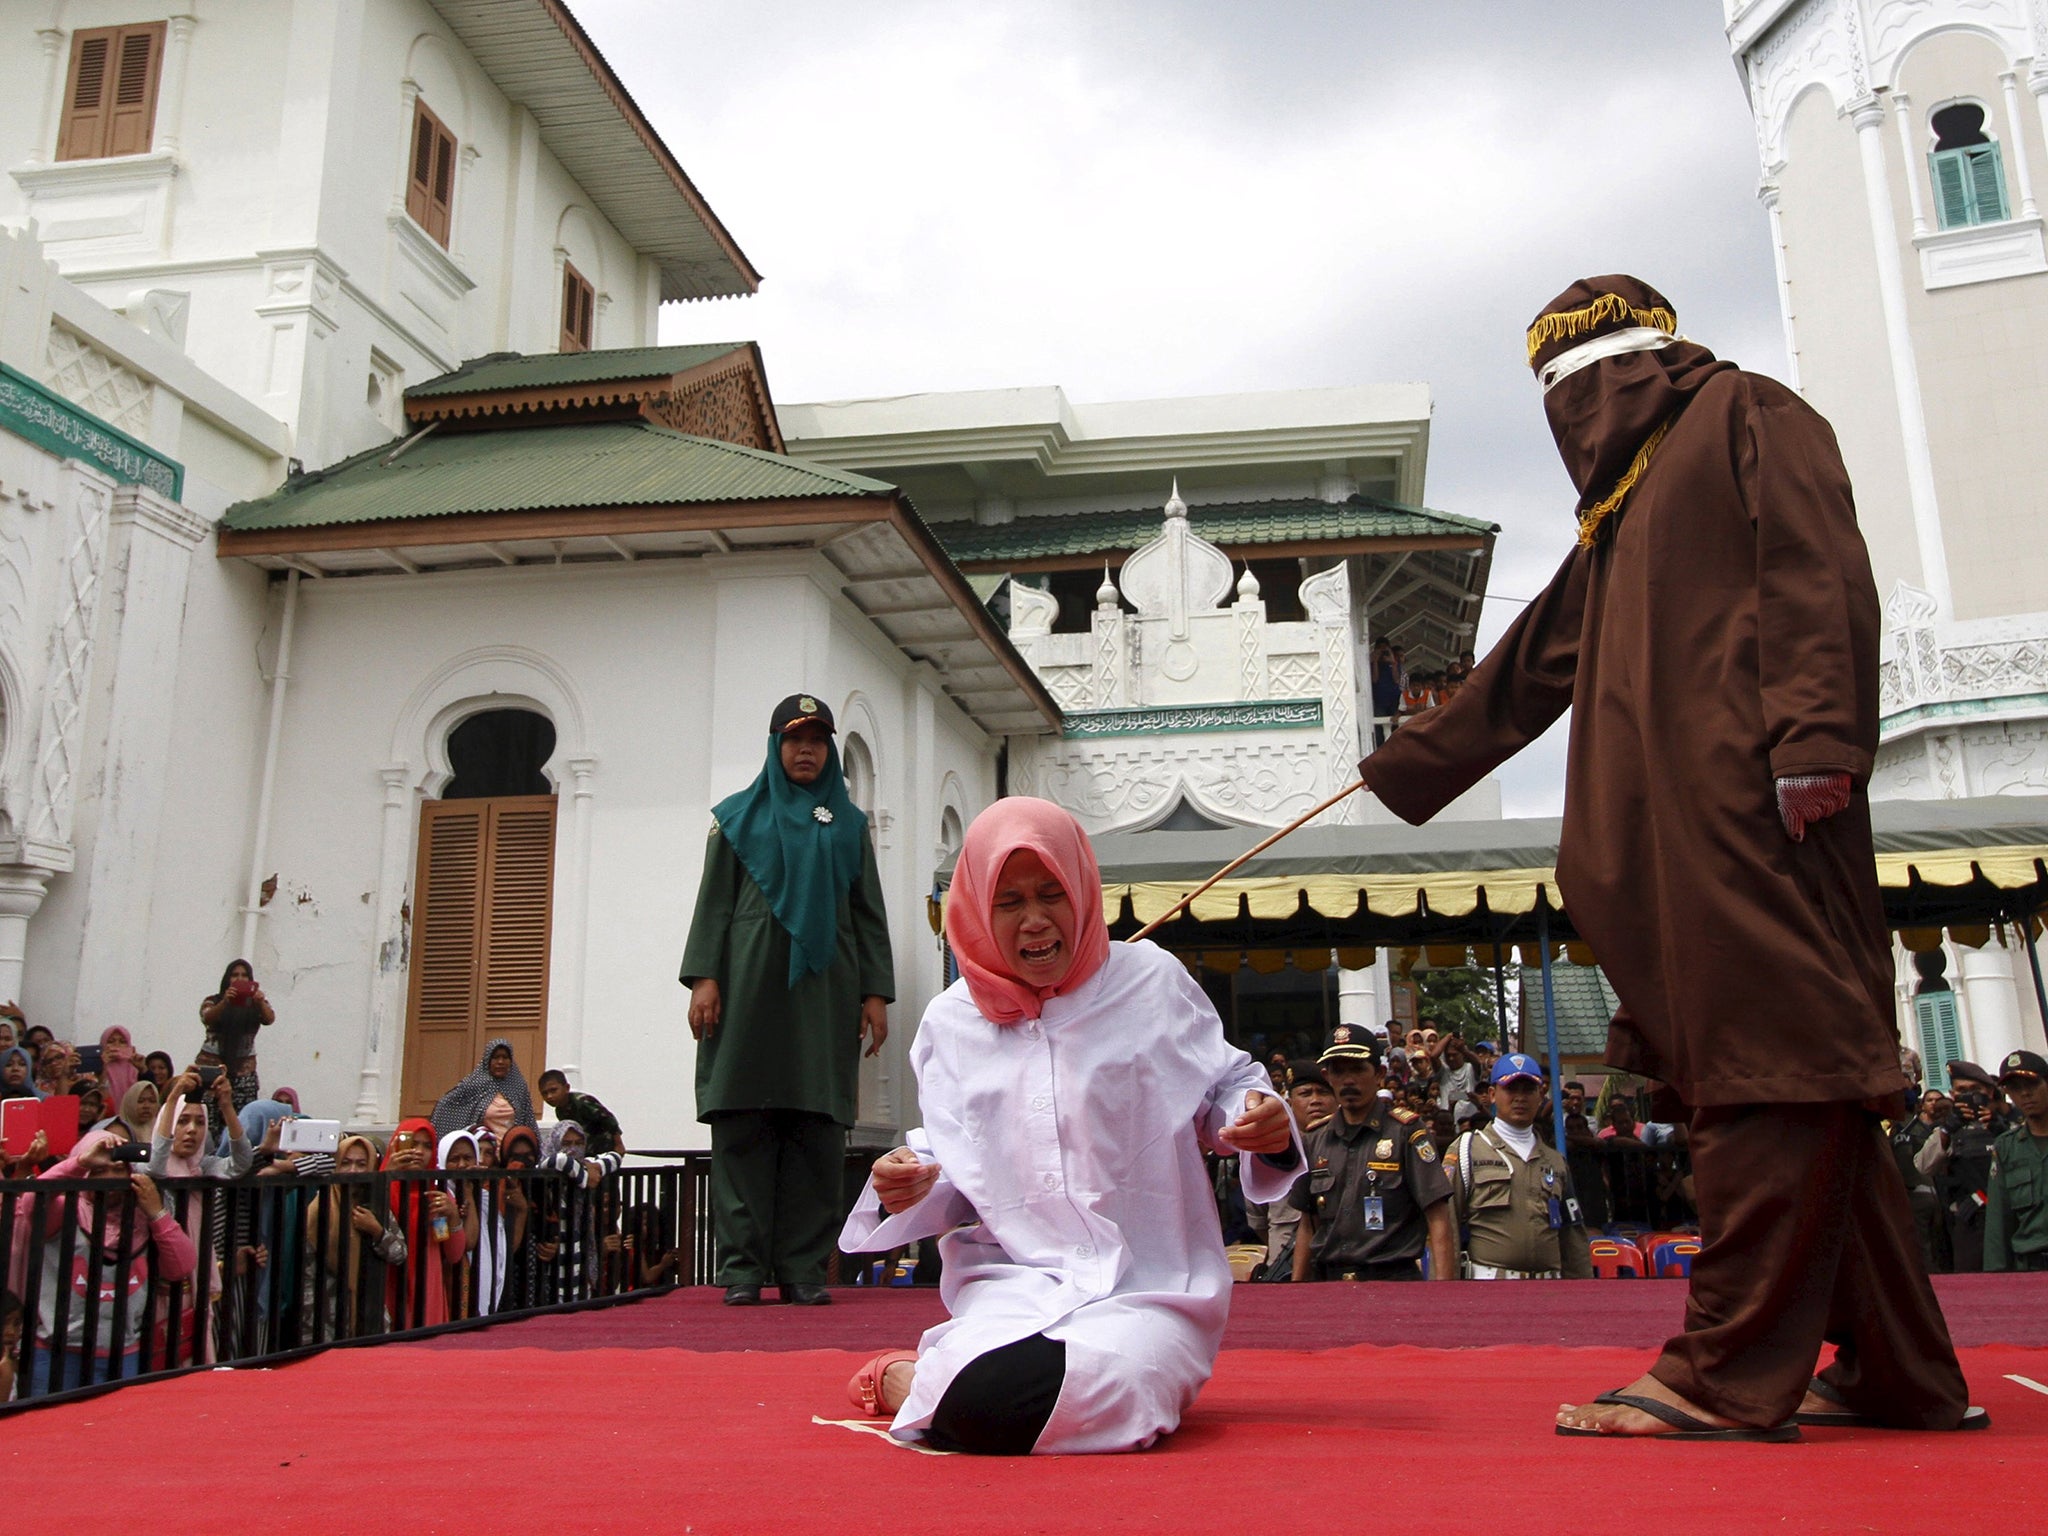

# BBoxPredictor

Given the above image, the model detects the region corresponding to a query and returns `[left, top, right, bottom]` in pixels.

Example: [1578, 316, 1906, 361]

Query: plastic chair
[1647, 1238, 1700, 1278]
[1587, 1239, 1646, 1279]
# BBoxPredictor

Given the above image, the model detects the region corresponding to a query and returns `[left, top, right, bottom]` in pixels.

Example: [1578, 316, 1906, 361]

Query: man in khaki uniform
[1447, 1052, 1594, 1280]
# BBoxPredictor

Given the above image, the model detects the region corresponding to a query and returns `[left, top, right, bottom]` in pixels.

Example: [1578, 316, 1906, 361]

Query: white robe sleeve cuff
[834, 1128, 979, 1251]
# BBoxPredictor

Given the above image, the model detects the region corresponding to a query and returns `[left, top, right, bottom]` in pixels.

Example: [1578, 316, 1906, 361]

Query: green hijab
[712, 733, 869, 985]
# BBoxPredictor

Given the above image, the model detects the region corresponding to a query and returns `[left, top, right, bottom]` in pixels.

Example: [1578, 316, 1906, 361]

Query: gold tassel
[1576, 416, 1675, 549]
[1526, 294, 1677, 364]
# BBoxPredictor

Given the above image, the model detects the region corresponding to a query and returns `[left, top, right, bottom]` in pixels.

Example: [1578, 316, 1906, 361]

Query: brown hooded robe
[1356, 277, 1967, 1429]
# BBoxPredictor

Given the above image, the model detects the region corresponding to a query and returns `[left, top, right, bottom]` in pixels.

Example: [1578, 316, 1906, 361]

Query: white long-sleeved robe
[837, 939, 1301, 1454]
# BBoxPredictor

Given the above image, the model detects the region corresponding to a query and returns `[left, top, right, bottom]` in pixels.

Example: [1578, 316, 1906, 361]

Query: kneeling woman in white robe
[839, 797, 1301, 1455]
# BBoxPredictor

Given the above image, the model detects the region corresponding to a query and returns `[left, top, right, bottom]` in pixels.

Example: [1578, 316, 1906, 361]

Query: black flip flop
[1793, 1376, 1991, 1430]
[1555, 1390, 1802, 1442]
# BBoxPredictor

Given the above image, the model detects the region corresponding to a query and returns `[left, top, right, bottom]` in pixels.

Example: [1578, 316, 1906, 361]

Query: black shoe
[722, 1284, 762, 1306]
[782, 1283, 833, 1306]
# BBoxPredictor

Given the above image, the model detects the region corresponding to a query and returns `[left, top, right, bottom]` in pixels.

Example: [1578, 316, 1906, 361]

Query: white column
[1758, 178, 1803, 388]
[1891, 94, 1930, 236]
[549, 755, 597, 1086]
[1849, 96, 1953, 618]
[155, 14, 199, 155]
[240, 570, 300, 958]
[1338, 962, 1383, 1036]
[2033, 72, 2048, 192]
[1999, 72, 2041, 219]
[1959, 940, 2025, 1067]
[0, 868, 52, 1005]
[68, 489, 211, 1032]
[29, 30, 64, 164]
[355, 764, 416, 1123]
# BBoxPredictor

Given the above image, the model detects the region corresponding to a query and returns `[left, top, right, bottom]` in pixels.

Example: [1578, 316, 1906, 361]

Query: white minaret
[1727, 0, 2048, 1066]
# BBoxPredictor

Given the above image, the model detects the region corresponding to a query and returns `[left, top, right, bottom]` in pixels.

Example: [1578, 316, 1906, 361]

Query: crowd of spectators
[1, 983, 664, 1402]
[1891, 1048, 2048, 1274]
[1368, 642, 1474, 746]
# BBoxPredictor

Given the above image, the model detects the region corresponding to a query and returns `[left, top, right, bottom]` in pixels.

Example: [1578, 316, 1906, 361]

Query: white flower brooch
[812, 806, 834, 824]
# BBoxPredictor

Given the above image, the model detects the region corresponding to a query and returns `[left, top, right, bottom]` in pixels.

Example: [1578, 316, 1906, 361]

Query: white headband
[1537, 326, 1677, 393]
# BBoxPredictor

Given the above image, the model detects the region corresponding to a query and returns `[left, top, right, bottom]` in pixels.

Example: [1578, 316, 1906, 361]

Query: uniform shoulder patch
[1415, 1139, 1438, 1162]
[1390, 1106, 1418, 1123]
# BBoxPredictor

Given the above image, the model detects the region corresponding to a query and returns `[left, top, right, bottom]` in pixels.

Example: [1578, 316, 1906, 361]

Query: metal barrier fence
[0, 1160, 700, 1409]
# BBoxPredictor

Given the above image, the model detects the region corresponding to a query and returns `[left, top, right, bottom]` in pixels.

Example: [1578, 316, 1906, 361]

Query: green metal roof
[405, 344, 753, 399]
[1518, 963, 1618, 1058]
[935, 496, 1495, 564]
[220, 421, 894, 532]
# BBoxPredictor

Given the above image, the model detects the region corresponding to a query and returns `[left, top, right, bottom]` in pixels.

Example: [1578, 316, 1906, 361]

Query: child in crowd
[537, 1069, 626, 1155]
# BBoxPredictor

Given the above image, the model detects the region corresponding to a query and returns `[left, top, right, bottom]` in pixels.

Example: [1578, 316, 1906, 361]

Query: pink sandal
[847, 1349, 918, 1416]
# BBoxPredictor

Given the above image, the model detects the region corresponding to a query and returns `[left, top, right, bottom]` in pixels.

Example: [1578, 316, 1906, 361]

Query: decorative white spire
[1236, 562, 1261, 601]
[1164, 478, 1187, 520]
[1096, 561, 1119, 608]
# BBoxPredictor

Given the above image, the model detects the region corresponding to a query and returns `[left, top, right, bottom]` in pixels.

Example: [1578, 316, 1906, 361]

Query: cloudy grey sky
[583, 0, 1784, 816]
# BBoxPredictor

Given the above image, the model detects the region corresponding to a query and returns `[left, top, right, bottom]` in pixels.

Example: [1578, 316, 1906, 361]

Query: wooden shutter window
[59, 23, 164, 161]
[1930, 143, 2010, 229]
[399, 795, 557, 1118]
[560, 263, 595, 352]
[405, 100, 458, 248]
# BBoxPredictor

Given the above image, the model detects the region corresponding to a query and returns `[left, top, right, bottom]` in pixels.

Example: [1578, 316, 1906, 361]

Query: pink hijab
[946, 798, 1110, 1024]
[99, 1025, 140, 1102]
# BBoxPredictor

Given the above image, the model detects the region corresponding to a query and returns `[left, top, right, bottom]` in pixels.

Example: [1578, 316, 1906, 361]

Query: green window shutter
[1914, 991, 1964, 1090]
[1931, 149, 1974, 228]
[1966, 143, 2008, 222]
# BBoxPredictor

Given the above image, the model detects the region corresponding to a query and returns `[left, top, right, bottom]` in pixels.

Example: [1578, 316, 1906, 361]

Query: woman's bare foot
[1555, 1371, 1744, 1435]
[879, 1359, 915, 1414]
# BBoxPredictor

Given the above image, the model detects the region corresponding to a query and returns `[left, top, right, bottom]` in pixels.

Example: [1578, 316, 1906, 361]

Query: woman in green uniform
[681, 694, 893, 1306]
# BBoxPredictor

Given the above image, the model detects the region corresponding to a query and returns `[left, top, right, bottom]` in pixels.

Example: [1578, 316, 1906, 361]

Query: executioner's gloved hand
[1775, 772, 1852, 843]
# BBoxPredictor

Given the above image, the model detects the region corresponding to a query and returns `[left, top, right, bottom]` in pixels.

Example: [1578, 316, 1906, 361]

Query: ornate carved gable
[404, 343, 784, 452]
[640, 356, 781, 451]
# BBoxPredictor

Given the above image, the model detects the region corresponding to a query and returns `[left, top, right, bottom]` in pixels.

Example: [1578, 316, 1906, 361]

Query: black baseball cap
[1948, 1060, 1996, 1090]
[1317, 1025, 1383, 1068]
[1997, 1049, 2048, 1084]
[769, 693, 835, 735]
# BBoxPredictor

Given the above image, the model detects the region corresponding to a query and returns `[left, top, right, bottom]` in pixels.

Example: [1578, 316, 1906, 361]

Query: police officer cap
[1997, 1049, 2048, 1083]
[769, 693, 836, 735]
[1490, 1052, 1546, 1086]
[1317, 1025, 1383, 1067]
[1471, 1040, 1500, 1056]
[1947, 1059, 1996, 1089]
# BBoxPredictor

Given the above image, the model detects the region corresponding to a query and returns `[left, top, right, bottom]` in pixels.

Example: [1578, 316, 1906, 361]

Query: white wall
[0, 0, 662, 472]
[189, 552, 992, 1146]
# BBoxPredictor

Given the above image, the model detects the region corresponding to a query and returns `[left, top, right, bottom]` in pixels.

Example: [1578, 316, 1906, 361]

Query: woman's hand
[502, 1180, 528, 1215]
[688, 978, 721, 1041]
[859, 996, 889, 1059]
[350, 1204, 384, 1239]
[428, 1191, 456, 1219]
[871, 1146, 938, 1214]
[1217, 1090, 1293, 1155]
[131, 1170, 164, 1220]
[171, 1069, 201, 1102]
[210, 1071, 236, 1112]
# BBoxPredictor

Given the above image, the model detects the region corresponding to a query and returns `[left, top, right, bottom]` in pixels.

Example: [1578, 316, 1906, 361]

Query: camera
[228, 976, 256, 1001]
[195, 1065, 223, 1090]
[108, 1141, 150, 1164]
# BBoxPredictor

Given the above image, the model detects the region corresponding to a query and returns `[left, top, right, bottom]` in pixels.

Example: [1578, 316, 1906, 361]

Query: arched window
[1929, 102, 2009, 229]
[442, 708, 556, 798]
[939, 805, 964, 859]
[842, 733, 875, 814]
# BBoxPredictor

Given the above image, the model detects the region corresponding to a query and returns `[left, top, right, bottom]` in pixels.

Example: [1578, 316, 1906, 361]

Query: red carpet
[6, 1284, 2043, 1532]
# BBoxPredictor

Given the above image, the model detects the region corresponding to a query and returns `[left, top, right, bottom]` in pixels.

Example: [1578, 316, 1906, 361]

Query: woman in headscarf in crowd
[147, 1071, 254, 1366]
[143, 1052, 176, 1092]
[35, 1041, 76, 1098]
[302, 1134, 405, 1340]
[2, 1044, 41, 1100]
[532, 1121, 623, 1302]
[7, 1129, 196, 1394]
[839, 797, 1298, 1455]
[108, 1080, 161, 1140]
[0, 1010, 16, 1055]
[496, 1125, 540, 1308]
[380, 1117, 466, 1327]
[223, 1099, 306, 1353]
[435, 1129, 486, 1319]
[97, 1026, 140, 1103]
[271, 1086, 302, 1114]
[74, 1083, 107, 1135]
[431, 1038, 536, 1138]
[196, 958, 275, 1133]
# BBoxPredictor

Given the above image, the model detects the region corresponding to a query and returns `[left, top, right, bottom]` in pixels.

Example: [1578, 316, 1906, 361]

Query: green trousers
[709, 1109, 846, 1287]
